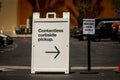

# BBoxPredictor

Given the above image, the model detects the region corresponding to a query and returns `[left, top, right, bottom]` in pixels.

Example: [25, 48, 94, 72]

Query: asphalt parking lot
[71, 38, 120, 67]
[0, 37, 120, 80]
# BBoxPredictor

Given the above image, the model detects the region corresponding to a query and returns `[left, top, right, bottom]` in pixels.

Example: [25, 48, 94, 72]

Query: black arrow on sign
[45, 46, 60, 59]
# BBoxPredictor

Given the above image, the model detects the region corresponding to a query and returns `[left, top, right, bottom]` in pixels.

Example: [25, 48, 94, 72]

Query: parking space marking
[0, 66, 118, 70]
[0, 66, 31, 70]
[0, 42, 18, 52]
[71, 66, 118, 70]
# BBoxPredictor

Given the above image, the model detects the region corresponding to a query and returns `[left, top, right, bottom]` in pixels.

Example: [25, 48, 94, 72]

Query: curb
[11, 34, 32, 37]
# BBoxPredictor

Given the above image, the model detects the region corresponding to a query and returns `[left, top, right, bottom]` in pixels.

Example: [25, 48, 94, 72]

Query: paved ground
[70, 38, 120, 67]
[0, 69, 120, 80]
[0, 37, 120, 80]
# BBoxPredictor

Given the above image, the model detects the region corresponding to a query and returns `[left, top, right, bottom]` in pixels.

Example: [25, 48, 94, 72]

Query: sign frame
[31, 12, 70, 74]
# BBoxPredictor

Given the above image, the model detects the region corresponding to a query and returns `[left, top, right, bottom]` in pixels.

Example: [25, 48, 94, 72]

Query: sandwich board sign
[83, 19, 95, 35]
[31, 12, 70, 74]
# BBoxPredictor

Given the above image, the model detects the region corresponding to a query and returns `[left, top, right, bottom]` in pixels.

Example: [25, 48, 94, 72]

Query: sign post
[81, 19, 98, 74]
[31, 12, 70, 74]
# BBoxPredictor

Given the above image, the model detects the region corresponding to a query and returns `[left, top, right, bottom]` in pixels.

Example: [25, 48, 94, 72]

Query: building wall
[0, 0, 18, 34]
[17, 0, 116, 29]
[0, 0, 117, 34]
[17, 0, 79, 29]
[97, 0, 116, 18]
[17, 0, 32, 26]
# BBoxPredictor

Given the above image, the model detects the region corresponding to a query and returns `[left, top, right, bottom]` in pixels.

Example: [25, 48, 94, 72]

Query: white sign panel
[83, 19, 95, 35]
[31, 12, 70, 74]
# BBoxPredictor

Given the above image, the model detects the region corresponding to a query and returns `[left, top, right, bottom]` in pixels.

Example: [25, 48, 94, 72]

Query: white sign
[31, 12, 70, 74]
[83, 19, 95, 35]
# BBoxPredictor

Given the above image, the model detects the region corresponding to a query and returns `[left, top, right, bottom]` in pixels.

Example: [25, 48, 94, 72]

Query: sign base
[80, 71, 98, 74]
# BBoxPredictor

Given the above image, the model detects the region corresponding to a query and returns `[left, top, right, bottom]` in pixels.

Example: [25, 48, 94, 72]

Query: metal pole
[87, 35, 91, 71]
[80, 35, 98, 74]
